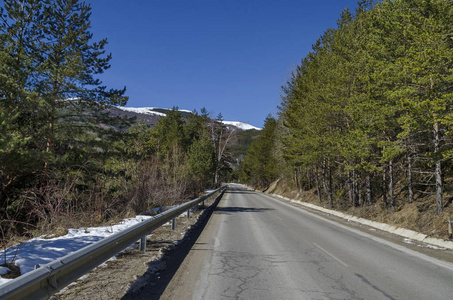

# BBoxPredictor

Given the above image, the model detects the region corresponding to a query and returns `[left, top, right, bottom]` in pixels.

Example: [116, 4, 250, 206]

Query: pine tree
[187, 131, 215, 191]
[0, 0, 129, 235]
[211, 112, 235, 186]
[241, 116, 279, 188]
[35, 0, 127, 171]
[277, 0, 453, 214]
[380, 0, 453, 214]
[150, 107, 186, 159]
[0, 0, 46, 214]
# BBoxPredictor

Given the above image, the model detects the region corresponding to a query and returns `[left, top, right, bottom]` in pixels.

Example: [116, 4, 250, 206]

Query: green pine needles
[245, 0, 453, 215]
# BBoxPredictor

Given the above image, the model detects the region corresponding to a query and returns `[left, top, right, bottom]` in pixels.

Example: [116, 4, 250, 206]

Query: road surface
[154, 185, 453, 299]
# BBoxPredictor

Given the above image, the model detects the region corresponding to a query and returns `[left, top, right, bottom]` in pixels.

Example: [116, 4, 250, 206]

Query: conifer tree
[0, 0, 47, 213]
[0, 0, 128, 235]
[277, 0, 453, 213]
[241, 116, 279, 188]
[35, 0, 127, 171]
[379, 0, 453, 214]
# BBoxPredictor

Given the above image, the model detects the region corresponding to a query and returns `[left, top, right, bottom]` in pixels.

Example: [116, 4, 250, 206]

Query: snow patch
[0, 267, 11, 285]
[0, 267, 9, 276]
[403, 238, 447, 250]
[116, 106, 194, 116]
[424, 244, 446, 250]
[116, 106, 167, 116]
[115, 106, 260, 131]
[0, 215, 153, 286]
[222, 121, 261, 131]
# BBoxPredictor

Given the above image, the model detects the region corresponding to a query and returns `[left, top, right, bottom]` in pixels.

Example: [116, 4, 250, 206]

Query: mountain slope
[110, 106, 261, 131]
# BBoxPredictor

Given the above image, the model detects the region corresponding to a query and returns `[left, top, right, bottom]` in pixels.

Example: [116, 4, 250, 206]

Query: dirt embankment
[264, 179, 453, 240]
[51, 195, 220, 300]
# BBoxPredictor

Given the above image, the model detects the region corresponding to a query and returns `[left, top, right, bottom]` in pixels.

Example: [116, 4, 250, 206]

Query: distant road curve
[143, 185, 453, 300]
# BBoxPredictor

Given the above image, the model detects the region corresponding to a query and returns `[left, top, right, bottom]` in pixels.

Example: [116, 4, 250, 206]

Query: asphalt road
[159, 185, 453, 300]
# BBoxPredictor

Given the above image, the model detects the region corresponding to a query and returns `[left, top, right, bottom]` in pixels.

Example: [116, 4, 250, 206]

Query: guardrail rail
[0, 185, 227, 300]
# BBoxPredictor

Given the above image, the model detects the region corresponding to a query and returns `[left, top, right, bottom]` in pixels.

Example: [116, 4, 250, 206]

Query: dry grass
[264, 179, 453, 240]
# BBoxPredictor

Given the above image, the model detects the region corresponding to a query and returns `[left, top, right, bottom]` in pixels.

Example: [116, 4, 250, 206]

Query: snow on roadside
[403, 238, 415, 244]
[0, 267, 9, 276]
[0, 215, 154, 286]
[424, 244, 447, 250]
[403, 238, 447, 250]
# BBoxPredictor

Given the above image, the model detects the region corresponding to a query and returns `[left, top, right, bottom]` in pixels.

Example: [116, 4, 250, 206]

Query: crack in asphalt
[205, 247, 369, 300]
[209, 251, 264, 299]
[354, 273, 396, 300]
[308, 246, 362, 300]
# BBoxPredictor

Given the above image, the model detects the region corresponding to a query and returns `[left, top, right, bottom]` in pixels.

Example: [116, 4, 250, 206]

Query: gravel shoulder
[52, 193, 222, 300]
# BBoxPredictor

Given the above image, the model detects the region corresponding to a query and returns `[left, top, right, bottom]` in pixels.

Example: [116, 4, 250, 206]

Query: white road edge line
[274, 214, 284, 222]
[257, 191, 453, 273]
[314, 243, 349, 267]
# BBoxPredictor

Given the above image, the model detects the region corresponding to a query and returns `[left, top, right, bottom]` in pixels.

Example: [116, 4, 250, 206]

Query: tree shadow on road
[121, 191, 226, 300]
[225, 190, 256, 194]
[214, 206, 273, 215]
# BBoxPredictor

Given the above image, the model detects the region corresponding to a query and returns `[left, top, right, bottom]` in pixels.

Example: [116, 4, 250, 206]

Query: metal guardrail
[0, 186, 227, 300]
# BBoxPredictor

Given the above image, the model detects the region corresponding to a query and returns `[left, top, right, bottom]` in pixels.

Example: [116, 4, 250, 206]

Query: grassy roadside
[261, 179, 453, 240]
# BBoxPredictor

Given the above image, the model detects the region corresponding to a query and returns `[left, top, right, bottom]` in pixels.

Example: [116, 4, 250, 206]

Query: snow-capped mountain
[222, 121, 261, 131]
[114, 106, 261, 131]
[116, 106, 194, 117]
[116, 107, 167, 117]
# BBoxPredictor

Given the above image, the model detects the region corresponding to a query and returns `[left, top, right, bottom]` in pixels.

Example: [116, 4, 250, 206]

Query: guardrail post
[139, 236, 146, 251]
[0, 186, 227, 300]
[48, 275, 57, 289]
[172, 218, 176, 230]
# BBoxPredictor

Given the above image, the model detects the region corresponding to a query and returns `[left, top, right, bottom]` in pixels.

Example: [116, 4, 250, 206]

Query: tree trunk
[382, 165, 388, 208]
[321, 161, 327, 202]
[328, 165, 333, 208]
[358, 177, 363, 206]
[352, 169, 359, 207]
[434, 122, 443, 215]
[348, 170, 353, 206]
[314, 166, 322, 203]
[321, 159, 333, 205]
[407, 151, 414, 204]
[389, 160, 395, 212]
[366, 174, 372, 205]
[294, 169, 300, 192]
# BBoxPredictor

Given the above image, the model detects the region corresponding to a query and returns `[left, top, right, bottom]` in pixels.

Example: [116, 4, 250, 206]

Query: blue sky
[88, 0, 360, 128]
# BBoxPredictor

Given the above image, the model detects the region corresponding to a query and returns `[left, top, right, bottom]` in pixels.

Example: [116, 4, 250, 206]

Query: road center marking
[314, 243, 349, 267]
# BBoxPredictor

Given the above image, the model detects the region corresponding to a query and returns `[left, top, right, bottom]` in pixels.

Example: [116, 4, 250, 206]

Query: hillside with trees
[240, 0, 453, 238]
[0, 0, 253, 246]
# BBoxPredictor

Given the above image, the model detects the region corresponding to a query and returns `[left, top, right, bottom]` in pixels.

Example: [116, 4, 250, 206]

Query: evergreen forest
[0, 0, 234, 244]
[2, 0, 453, 244]
[240, 0, 453, 235]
